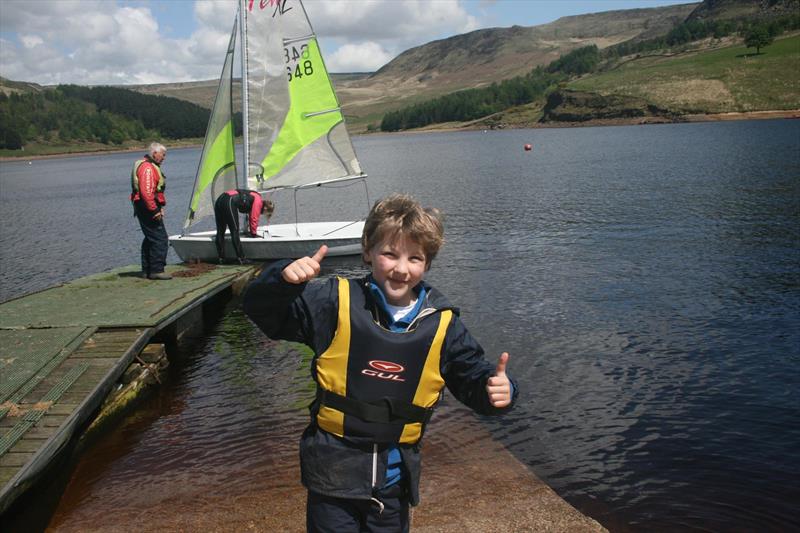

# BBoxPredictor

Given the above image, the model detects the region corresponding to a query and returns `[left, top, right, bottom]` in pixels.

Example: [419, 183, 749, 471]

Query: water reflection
[48, 308, 312, 531]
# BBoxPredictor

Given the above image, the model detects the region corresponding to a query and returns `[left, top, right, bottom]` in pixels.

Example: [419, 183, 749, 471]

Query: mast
[239, 0, 249, 190]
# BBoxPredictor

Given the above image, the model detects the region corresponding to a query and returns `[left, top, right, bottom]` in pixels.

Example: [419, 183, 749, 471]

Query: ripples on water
[1, 120, 798, 531]
[47, 308, 312, 531]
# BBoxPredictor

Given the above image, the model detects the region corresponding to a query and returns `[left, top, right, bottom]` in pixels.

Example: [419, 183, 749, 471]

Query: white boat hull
[169, 220, 364, 262]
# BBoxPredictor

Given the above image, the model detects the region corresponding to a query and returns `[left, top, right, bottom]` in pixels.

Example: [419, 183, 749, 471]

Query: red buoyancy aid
[131, 157, 166, 212]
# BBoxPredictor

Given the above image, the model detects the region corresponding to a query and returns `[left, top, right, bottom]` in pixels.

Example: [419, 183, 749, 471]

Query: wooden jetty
[0, 263, 256, 516]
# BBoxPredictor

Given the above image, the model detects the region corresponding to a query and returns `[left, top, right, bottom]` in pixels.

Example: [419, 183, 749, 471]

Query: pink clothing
[225, 189, 263, 236]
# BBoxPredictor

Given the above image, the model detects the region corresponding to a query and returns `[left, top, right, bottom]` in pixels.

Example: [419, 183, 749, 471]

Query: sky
[0, 0, 695, 86]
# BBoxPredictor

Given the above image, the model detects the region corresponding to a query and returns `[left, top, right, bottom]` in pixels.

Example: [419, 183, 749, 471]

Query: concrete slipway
[0, 264, 605, 531]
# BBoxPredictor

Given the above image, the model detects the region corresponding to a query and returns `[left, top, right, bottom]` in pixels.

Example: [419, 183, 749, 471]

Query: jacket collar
[366, 276, 427, 332]
[361, 276, 459, 331]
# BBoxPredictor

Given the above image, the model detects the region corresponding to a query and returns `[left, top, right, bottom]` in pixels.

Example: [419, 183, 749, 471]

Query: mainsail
[183, 14, 238, 231]
[241, 0, 362, 191]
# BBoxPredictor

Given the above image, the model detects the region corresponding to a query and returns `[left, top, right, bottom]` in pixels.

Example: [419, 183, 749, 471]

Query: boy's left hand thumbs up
[486, 352, 511, 408]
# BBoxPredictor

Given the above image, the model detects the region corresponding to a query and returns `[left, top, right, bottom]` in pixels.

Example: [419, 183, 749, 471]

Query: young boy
[243, 194, 517, 532]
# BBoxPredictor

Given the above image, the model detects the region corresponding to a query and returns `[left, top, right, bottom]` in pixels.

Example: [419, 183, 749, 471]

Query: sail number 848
[285, 45, 313, 82]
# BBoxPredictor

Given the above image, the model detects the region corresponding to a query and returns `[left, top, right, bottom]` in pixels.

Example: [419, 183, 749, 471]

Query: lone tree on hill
[744, 24, 774, 54]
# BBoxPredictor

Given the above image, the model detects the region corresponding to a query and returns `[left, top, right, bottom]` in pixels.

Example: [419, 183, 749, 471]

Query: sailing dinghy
[169, 0, 366, 262]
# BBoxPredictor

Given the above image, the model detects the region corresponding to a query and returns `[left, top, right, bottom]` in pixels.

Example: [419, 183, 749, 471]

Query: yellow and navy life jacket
[314, 278, 453, 445]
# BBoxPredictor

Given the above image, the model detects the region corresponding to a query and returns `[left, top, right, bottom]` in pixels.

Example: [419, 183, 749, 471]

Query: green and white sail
[240, 0, 362, 191]
[183, 14, 238, 231]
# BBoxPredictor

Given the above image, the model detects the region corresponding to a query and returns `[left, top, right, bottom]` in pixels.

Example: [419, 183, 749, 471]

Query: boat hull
[169, 221, 364, 262]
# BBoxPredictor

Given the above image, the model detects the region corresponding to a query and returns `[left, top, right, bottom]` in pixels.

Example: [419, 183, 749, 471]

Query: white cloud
[307, 0, 479, 70]
[194, 0, 238, 33]
[19, 35, 44, 49]
[0, 0, 481, 84]
[326, 41, 394, 73]
[307, 0, 478, 42]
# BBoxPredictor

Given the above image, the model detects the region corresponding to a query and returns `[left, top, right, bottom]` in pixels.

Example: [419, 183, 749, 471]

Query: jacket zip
[372, 443, 378, 487]
[408, 307, 439, 330]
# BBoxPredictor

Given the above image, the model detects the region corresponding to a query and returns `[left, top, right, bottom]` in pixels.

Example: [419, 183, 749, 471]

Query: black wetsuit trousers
[214, 194, 244, 260]
[134, 201, 168, 275]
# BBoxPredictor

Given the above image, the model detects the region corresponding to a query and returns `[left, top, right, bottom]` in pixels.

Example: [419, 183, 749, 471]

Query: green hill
[568, 33, 800, 114]
[459, 33, 799, 131]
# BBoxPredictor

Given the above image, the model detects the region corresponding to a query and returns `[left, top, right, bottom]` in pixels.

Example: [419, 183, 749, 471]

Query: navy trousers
[306, 483, 409, 533]
[134, 202, 168, 275]
[214, 194, 244, 260]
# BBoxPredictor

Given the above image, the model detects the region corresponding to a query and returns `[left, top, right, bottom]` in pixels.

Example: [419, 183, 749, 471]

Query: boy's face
[364, 233, 427, 307]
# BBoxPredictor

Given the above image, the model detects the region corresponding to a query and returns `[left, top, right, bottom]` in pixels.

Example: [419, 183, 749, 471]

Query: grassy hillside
[686, 0, 799, 21]
[338, 3, 698, 130]
[108, 4, 696, 133]
[569, 33, 800, 113]
[0, 76, 44, 95]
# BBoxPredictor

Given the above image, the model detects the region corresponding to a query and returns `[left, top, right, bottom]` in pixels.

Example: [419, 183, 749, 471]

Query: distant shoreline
[408, 109, 800, 135]
[2, 109, 798, 162]
[0, 143, 203, 162]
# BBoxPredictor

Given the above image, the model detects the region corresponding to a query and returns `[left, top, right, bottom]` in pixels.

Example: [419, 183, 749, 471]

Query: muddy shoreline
[2, 109, 797, 162]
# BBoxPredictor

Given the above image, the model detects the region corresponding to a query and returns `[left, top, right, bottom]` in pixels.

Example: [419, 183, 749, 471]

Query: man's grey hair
[149, 142, 166, 157]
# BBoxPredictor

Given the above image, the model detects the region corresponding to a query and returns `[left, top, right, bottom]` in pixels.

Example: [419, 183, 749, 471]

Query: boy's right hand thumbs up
[486, 352, 511, 408]
[282, 245, 328, 284]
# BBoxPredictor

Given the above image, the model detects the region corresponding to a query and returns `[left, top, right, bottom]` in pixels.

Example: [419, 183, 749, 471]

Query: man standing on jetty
[131, 142, 171, 280]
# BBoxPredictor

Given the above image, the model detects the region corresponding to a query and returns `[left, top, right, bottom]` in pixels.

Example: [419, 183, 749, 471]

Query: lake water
[1, 120, 798, 531]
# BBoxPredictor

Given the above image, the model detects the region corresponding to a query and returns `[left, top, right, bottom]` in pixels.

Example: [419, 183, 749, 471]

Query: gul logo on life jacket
[362, 360, 406, 382]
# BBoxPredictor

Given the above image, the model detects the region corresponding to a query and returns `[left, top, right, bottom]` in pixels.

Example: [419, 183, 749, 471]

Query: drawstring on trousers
[370, 497, 385, 515]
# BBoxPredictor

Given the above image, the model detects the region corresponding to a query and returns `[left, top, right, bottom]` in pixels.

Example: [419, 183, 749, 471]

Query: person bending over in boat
[214, 189, 274, 263]
[243, 193, 517, 533]
[131, 142, 171, 280]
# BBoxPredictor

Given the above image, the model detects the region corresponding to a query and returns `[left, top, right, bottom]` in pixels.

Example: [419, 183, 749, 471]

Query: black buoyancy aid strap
[235, 189, 254, 213]
[318, 389, 434, 425]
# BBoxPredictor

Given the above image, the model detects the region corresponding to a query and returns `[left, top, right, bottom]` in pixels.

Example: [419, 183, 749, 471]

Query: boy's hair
[361, 194, 444, 268]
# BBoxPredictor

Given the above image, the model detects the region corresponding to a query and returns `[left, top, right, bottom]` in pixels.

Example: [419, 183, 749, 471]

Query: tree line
[57, 85, 211, 139]
[380, 12, 800, 132]
[0, 85, 242, 151]
[379, 45, 598, 132]
[0, 89, 150, 150]
[379, 68, 563, 131]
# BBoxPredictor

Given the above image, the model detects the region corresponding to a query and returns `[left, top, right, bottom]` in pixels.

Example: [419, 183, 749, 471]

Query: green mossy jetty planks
[0, 263, 256, 516]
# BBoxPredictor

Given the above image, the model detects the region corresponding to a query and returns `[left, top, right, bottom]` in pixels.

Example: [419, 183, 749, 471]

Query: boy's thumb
[311, 244, 328, 263]
[495, 352, 509, 376]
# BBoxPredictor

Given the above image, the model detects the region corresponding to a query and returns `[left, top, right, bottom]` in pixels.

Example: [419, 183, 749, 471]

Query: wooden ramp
[0, 264, 256, 515]
[62, 401, 606, 532]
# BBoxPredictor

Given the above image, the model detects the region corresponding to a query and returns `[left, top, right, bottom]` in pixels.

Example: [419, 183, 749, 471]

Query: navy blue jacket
[243, 259, 518, 505]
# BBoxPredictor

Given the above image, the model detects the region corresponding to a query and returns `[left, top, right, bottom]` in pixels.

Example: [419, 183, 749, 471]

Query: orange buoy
[524, 143, 532, 151]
